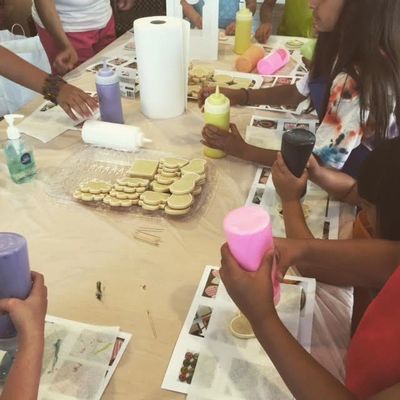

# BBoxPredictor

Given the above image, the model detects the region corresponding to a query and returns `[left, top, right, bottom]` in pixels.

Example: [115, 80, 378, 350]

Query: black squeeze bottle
[281, 128, 316, 178]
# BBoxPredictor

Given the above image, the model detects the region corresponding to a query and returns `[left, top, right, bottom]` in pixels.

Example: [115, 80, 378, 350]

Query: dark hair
[310, 0, 400, 145]
[358, 138, 400, 240]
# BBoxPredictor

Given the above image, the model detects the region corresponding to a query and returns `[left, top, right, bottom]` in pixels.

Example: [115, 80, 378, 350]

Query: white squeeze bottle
[203, 86, 230, 159]
[3, 114, 37, 183]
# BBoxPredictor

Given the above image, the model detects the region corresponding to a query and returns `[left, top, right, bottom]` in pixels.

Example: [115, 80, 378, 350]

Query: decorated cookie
[169, 173, 201, 195]
[181, 159, 207, 176]
[139, 191, 170, 206]
[103, 195, 136, 207]
[285, 39, 304, 49]
[116, 177, 149, 187]
[164, 206, 191, 216]
[151, 181, 171, 193]
[73, 190, 105, 202]
[233, 77, 252, 87]
[167, 193, 193, 210]
[127, 160, 159, 179]
[109, 189, 139, 200]
[79, 179, 112, 194]
[229, 314, 255, 339]
[213, 74, 233, 85]
[160, 157, 189, 169]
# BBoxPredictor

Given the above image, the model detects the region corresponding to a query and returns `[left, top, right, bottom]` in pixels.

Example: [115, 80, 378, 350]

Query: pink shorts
[36, 16, 116, 74]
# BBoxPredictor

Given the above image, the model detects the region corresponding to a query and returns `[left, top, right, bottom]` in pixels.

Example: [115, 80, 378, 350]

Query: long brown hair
[310, 0, 400, 144]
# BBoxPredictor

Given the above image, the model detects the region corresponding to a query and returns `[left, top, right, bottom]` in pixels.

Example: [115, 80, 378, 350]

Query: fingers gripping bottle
[224, 206, 281, 305]
[234, 7, 253, 55]
[96, 61, 124, 124]
[203, 86, 230, 159]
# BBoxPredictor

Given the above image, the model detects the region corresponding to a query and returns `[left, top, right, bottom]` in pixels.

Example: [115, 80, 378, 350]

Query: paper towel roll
[82, 120, 150, 152]
[134, 16, 190, 119]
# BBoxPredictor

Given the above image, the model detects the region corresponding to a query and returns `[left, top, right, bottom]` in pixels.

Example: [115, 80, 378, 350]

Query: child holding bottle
[0, 272, 47, 400]
[181, 0, 257, 34]
[199, 0, 400, 178]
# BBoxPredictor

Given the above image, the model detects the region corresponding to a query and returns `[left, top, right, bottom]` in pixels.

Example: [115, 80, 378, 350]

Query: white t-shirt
[32, 0, 112, 32]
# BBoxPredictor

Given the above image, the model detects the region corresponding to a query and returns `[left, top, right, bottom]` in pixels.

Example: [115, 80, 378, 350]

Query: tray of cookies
[43, 146, 215, 219]
[188, 65, 264, 99]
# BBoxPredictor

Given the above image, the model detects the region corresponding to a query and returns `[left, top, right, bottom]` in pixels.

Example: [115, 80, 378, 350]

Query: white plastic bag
[0, 26, 51, 116]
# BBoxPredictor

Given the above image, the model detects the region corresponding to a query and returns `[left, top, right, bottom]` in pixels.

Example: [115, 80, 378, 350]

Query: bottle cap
[204, 86, 230, 115]
[4, 114, 24, 140]
[96, 61, 119, 85]
[207, 86, 228, 106]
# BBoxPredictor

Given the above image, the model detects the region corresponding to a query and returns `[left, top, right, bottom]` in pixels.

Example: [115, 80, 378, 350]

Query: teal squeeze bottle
[3, 114, 37, 184]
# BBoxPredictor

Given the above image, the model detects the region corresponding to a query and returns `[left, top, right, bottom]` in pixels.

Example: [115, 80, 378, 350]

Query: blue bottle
[96, 61, 124, 124]
[3, 114, 37, 184]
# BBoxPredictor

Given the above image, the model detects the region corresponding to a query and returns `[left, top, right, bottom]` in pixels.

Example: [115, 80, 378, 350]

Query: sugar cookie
[109, 189, 139, 200]
[164, 206, 191, 215]
[154, 174, 176, 185]
[169, 173, 200, 195]
[213, 74, 233, 84]
[116, 177, 149, 187]
[73, 190, 105, 202]
[167, 193, 193, 210]
[229, 314, 255, 339]
[181, 159, 207, 176]
[159, 169, 181, 178]
[160, 157, 189, 169]
[151, 181, 171, 193]
[192, 186, 202, 196]
[103, 195, 136, 207]
[139, 201, 165, 211]
[233, 77, 252, 87]
[113, 184, 137, 193]
[127, 160, 159, 179]
[79, 179, 112, 194]
[139, 191, 170, 206]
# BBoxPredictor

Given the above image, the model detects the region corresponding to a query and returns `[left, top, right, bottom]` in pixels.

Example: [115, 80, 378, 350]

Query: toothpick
[147, 310, 157, 339]
[134, 231, 160, 246]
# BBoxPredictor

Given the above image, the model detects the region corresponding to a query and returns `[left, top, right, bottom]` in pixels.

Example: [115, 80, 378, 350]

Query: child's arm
[308, 155, 361, 205]
[220, 245, 400, 400]
[272, 152, 314, 239]
[34, 0, 78, 74]
[245, 0, 257, 14]
[255, 0, 277, 43]
[0, 272, 47, 400]
[0, 46, 97, 120]
[181, 0, 202, 29]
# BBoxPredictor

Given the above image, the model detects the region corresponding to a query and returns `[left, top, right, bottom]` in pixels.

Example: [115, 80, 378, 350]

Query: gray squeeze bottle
[96, 61, 124, 124]
[281, 128, 316, 178]
[3, 114, 37, 184]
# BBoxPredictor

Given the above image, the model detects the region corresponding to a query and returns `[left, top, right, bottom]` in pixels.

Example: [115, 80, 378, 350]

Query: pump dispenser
[203, 86, 230, 158]
[234, 7, 253, 55]
[96, 61, 124, 124]
[3, 114, 37, 184]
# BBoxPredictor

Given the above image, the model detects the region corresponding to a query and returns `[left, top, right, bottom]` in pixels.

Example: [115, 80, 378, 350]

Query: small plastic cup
[224, 205, 280, 304]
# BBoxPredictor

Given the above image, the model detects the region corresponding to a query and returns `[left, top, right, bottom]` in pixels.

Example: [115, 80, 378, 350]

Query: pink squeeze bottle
[257, 48, 290, 75]
[223, 205, 280, 305]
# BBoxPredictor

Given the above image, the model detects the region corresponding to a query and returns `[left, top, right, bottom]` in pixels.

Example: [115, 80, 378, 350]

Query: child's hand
[305, 154, 321, 181]
[220, 244, 278, 325]
[198, 86, 247, 108]
[225, 22, 236, 36]
[255, 22, 273, 44]
[201, 123, 246, 158]
[272, 152, 308, 202]
[0, 272, 47, 342]
[57, 83, 98, 121]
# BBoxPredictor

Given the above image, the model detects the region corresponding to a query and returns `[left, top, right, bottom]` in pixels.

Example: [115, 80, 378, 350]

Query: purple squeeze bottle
[224, 206, 280, 305]
[96, 61, 124, 124]
[0, 233, 32, 351]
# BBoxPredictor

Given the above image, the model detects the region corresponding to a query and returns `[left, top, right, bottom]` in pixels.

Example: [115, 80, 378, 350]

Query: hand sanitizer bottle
[203, 86, 230, 159]
[3, 114, 37, 184]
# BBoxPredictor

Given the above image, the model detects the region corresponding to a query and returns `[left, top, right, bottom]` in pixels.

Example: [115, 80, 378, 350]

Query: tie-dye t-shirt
[314, 73, 398, 169]
[193, 0, 240, 29]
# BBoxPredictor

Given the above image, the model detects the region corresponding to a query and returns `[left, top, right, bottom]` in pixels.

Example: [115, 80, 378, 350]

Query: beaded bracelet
[42, 74, 67, 104]
[239, 88, 250, 106]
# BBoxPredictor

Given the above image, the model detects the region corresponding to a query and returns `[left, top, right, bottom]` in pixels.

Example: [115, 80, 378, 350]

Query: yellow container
[234, 8, 253, 55]
[204, 86, 230, 159]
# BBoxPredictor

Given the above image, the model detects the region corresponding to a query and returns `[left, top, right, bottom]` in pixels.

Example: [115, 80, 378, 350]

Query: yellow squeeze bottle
[234, 7, 253, 55]
[204, 86, 230, 159]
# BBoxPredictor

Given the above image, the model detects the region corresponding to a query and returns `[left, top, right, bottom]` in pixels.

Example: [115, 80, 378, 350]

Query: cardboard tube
[235, 45, 265, 73]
